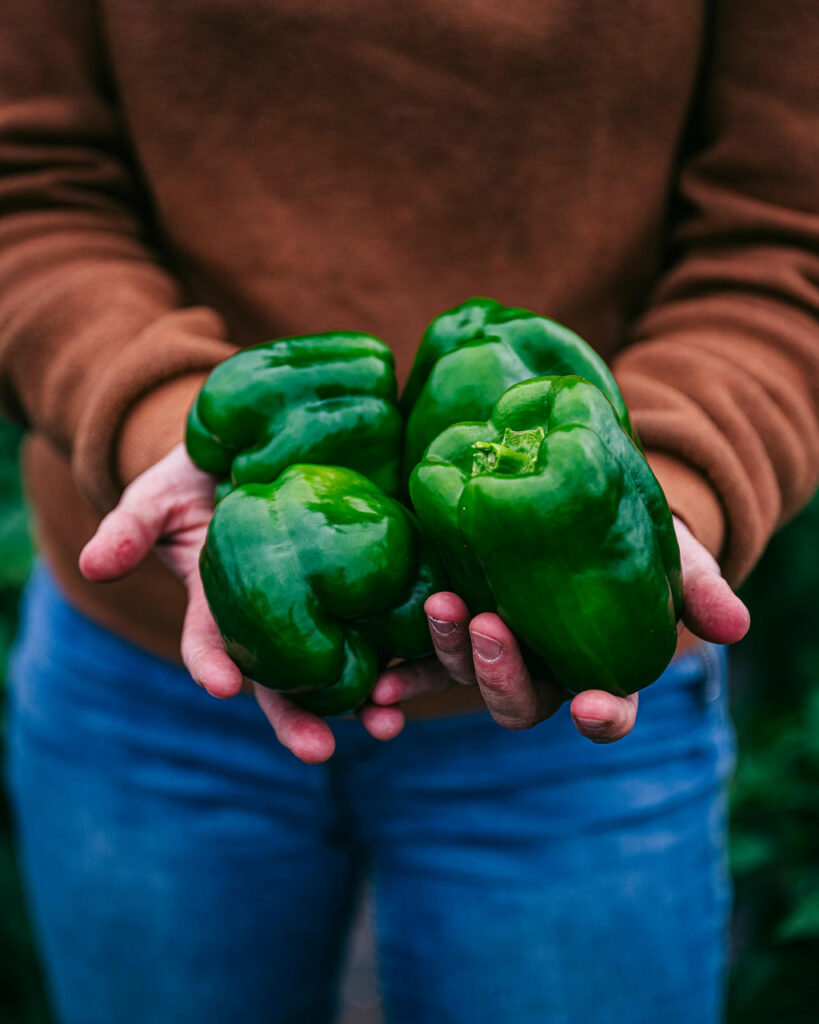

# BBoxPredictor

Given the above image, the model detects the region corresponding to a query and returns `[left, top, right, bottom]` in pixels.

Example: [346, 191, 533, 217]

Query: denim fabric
[5, 566, 736, 1024]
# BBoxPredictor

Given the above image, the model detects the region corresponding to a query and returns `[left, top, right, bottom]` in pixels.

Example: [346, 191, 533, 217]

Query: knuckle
[431, 628, 468, 655]
[448, 670, 478, 688]
[473, 671, 514, 699]
[477, 669, 542, 730]
[114, 534, 140, 564]
[474, 659, 519, 691]
[182, 640, 211, 676]
[435, 652, 476, 687]
[491, 708, 539, 730]
[394, 665, 450, 701]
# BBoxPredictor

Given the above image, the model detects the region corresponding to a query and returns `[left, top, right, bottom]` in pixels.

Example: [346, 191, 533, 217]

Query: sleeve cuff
[115, 371, 212, 488]
[71, 307, 237, 509]
[644, 451, 727, 561]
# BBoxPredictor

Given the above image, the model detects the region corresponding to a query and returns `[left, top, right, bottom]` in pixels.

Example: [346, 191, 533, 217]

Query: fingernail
[574, 716, 611, 733]
[471, 631, 502, 662]
[429, 617, 457, 636]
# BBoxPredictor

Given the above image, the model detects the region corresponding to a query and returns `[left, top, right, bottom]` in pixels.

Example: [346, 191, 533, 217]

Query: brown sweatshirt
[1, 2, 817, 691]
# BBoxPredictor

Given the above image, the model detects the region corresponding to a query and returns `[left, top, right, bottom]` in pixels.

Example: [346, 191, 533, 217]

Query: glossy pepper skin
[401, 297, 637, 477]
[186, 332, 403, 497]
[409, 375, 683, 696]
[200, 464, 446, 715]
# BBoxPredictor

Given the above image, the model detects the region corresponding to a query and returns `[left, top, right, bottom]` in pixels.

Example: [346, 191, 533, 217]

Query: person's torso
[30, 0, 708, 691]
[102, 0, 705, 378]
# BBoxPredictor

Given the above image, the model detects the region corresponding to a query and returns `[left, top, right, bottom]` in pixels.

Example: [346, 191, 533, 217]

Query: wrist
[116, 373, 209, 488]
[645, 451, 726, 562]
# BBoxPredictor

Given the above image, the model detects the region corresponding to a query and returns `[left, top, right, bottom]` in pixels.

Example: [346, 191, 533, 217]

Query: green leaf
[731, 831, 776, 875]
[777, 889, 819, 942]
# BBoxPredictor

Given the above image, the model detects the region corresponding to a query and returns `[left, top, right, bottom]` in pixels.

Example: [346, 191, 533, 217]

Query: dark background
[1, 417, 817, 1023]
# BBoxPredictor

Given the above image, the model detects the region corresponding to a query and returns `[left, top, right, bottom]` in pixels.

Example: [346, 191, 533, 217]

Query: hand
[370, 515, 750, 743]
[79, 444, 404, 764]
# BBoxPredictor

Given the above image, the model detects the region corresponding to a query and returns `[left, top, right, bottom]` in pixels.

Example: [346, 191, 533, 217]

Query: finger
[684, 570, 750, 644]
[356, 702, 406, 741]
[180, 569, 244, 698]
[370, 657, 453, 705]
[469, 612, 565, 729]
[675, 520, 750, 644]
[570, 690, 639, 743]
[252, 683, 336, 763]
[79, 480, 170, 582]
[423, 591, 477, 686]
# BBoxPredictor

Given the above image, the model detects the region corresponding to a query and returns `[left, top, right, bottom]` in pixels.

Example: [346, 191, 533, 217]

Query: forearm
[613, 0, 819, 585]
[0, 0, 235, 509]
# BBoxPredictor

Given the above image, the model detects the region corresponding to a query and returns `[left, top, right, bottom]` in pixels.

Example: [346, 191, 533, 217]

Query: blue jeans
[5, 567, 735, 1024]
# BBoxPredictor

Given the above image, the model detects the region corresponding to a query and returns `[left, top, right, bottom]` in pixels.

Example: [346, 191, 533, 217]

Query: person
[1, 2, 816, 1022]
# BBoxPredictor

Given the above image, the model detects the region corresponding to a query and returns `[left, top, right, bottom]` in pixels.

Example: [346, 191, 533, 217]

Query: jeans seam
[368, 865, 387, 1024]
[699, 643, 723, 704]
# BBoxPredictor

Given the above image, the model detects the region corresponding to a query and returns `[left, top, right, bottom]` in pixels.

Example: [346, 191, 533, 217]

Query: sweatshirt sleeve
[0, 0, 236, 510]
[613, 0, 819, 587]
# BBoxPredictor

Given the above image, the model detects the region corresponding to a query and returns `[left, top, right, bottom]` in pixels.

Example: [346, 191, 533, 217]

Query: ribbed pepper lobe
[401, 297, 638, 478]
[200, 464, 445, 715]
[410, 376, 683, 696]
[186, 332, 403, 497]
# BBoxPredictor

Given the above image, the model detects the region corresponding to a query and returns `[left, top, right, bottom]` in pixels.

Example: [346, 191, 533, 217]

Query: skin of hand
[370, 517, 750, 743]
[78, 444, 405, 764]
[79, 444, 750, 762]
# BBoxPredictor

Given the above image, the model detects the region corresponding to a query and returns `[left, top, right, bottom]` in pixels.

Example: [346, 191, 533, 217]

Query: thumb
[79, 479, 170, 582]
[675, 517, 750, 645]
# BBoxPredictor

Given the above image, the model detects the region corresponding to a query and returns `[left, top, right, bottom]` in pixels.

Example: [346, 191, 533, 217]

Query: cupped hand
[78, 443, 403, 764]
[371, 515, 750, 743]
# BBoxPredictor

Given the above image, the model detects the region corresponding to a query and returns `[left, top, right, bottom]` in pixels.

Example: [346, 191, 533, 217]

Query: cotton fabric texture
[7, 568, 736, 1024]
[0, 0, 817, 673]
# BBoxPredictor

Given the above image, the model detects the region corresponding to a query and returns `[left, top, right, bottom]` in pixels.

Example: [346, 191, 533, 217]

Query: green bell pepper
[186, 332, 403, 497]
[402, 297, 637, 476]
[200, 463, 445, 715]
[409, 375, 683, 696]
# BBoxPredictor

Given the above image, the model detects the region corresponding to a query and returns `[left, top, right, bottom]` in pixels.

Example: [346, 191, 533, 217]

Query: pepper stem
[471, 427, 545, 477]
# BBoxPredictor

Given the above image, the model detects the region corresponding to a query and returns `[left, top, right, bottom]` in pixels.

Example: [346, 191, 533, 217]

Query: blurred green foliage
[0, 420, 50, 1023]
[0, 422, 32, 690]
[729, 492, 819, 1024]
[0, 416, 817, 1022]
